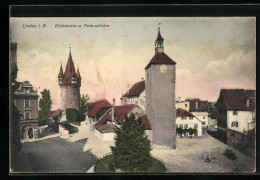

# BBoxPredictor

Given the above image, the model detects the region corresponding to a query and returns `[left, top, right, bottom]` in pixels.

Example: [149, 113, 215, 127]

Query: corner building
[145, 28, 177, 148]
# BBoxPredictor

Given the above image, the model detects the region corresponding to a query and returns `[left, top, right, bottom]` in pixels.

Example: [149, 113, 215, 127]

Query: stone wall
[60, 85, 80, 112]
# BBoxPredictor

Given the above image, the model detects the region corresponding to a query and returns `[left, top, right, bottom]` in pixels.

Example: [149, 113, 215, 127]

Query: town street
[11, 122, 255, 174]
[12, 136, 97, 173]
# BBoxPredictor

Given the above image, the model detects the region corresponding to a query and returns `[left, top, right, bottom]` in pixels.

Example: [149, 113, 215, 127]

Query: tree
[80, 94, 90, 120]
[110, 113, 152, 172]
[188, 127, 194, 138]
[38, 89, 52, 126]
[176, 128, 182, 137]
[66, 108, 80, 122]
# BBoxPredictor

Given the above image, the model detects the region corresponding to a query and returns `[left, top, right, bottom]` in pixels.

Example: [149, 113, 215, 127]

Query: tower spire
[58, 61, 63, 78]
[155, 23, 164, 54]
[77, 63, 81, 79]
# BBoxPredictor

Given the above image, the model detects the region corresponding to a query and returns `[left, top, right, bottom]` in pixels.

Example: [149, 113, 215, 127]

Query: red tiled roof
[246, 90, 256, 98]
[86, 102, 95, 108]
[114, 104, 136, 123]
[63, 51, 78, 85]
[58, 64, 63, 78]
[95, 104, 137, 126]
[176, 108, 195, 118]
[94, 123, 118, 133]
[217, 89, 256, 110]
[87, 99, 112, 117]
[139, 114, 152, 130]
[189, 99, 209, 112]
[123, 80, 145, 97]
[95, 110, 151, 130]
[156, 29, 164, 41]
[12, 80, 22, 90]
[48, 109, 61, 117]
[94, 109, 112, 126]
[145, 52, 176, 69]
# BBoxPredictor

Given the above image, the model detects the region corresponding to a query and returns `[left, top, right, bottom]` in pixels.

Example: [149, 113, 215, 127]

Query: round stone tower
[58, 49, 81, 113]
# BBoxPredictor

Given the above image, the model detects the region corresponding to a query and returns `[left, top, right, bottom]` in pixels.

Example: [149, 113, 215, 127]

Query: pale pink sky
[10, 17, 256, 110]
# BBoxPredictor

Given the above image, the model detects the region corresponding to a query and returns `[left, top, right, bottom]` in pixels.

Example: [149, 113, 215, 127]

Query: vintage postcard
[10, 16, 256, 173]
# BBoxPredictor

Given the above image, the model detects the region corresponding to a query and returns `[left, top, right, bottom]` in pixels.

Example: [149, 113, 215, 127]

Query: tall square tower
[145, 27, 176, 148]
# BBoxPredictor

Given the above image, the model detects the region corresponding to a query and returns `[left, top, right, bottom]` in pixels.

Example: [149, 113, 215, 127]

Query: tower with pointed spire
[155, 26, 164, 54]
[145, 25, 177, 148]
[58, 48, 81, 113]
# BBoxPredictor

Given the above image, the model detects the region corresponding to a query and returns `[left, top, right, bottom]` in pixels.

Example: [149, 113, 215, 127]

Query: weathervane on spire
[158, 22, 161, 30]
[69, 44, 71, 53]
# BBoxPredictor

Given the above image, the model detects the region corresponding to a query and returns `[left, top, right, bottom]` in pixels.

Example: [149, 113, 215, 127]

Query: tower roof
[63, 51, 78, 85]
[58, 63, 63, 78]
[145, 52, 176, 69]
[156, 28, 164, 42]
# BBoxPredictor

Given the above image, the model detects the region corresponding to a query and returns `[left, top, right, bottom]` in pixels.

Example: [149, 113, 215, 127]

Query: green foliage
[94, 154, 166, 173]
[61, 121, 79, 134]
[176, 128, 183, 137]
[94, 154, 116, 173]
[188, 127, 193, 136]
[39, 109, 48, 126]
[80, 94, 90, 120]
[110, 113, 152, 172]
[177, 127, 198, 137]
[39, 89, 52, 110]
[70, 121, 81, 126]
[38, 89, 52, 126]
[66, 108, 80, 123]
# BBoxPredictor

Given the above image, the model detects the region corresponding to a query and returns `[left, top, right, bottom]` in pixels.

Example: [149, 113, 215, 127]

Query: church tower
[145, 26, 177, 148]
[58, 48, 81, 113]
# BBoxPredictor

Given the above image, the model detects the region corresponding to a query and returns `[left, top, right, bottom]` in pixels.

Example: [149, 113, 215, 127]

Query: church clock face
[160, 64, 167, 74]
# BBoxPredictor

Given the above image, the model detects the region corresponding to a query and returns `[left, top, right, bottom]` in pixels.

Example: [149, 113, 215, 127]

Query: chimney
[196, 102, 198, 110]
[111, 98, 115, 123]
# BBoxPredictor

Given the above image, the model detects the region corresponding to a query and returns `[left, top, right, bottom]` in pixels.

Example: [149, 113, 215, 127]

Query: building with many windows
[176, 108, 203, 136]
[216, 89, 255, 148]
[13, 81, 39, 140]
